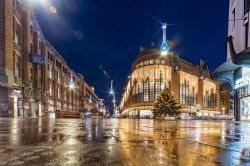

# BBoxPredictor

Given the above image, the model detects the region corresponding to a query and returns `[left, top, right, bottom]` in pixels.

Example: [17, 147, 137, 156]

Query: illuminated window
[58, 72, 61, 84]
[149, 59, 154, 65]
[49, 82, 53, 96]
[138, 83, 143, 102]
[203, 80, 216, 108]
[161, 59, 166, 64]
[131, 66, 171, 104]
[144, 81, 149, 102]
[179, 72, 198, 106]
[15, 55, 21, 78]
[155, 59, 160, 65]
[58, 87, 61, 99]
[48, 65, 52, 79]
[149, 82, 155, 101]
[144, 60, 149, 65]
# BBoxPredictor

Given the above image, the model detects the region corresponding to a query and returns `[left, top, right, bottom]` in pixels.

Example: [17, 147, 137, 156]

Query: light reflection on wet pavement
[0, 118, 250, 165]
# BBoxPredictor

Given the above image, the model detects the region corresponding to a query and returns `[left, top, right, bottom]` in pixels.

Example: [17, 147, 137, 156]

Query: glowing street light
[109, 80, 114, 95]
[160, 23, 169, 56]
[69, 74, 74, 90]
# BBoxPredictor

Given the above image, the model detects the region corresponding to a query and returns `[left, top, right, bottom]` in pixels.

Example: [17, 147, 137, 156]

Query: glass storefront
[238, 68, 250, 120]
[240, 96, 250, 120]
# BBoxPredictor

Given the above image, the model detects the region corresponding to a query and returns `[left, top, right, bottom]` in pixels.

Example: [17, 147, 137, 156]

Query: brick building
[0, 0, 99, 117]
[120, 48, 221, 118]
[83, 82, 100, 112]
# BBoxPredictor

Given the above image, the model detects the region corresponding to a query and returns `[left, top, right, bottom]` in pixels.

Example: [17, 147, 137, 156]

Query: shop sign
[235, 77, 250, 89]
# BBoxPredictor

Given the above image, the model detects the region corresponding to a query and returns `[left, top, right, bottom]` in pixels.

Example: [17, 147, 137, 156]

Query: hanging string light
[160, 23, 169, 56]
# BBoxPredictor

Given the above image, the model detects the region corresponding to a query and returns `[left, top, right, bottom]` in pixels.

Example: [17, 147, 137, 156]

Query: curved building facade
[120, 48, 221, 118]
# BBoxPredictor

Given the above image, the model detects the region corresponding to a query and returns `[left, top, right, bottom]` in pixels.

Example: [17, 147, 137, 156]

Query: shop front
[240, 96, 250, 120]
[139, 110, 153, 118]
[235, 68, 250, 120]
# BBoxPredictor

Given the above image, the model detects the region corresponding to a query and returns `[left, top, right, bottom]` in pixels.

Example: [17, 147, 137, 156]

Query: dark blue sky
[34, 0, 229, 100]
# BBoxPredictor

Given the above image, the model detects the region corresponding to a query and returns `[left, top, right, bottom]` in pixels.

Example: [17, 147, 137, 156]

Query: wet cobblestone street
[0, 118, 250, 166]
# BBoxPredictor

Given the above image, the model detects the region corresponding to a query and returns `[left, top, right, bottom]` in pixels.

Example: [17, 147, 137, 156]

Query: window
[14, 18, 20, 45]
[39, 40, 43, 54]
[30, 25, 33, 53]
[144, 60, 149, 66]
[180, 80, 196, 106]
[179, 72, 198, 106]
[144, 81, 149, 102]
[161, 59, 166, 65]
[58, 87, 61, 99]
[49, 82, 53, 96]
[64, 89, 67, 101]
[30, 66, 33, 80]
[48, 65, 52, 79]
[149, 59, 154, 65]
[15, 55, 21, 78]
[137, 83, 143, 102]
[155, 59, 160, 65]
[155, 81, 161, 98]
[58, 72, 61, 84]
[203, 89, 215, 108]
[245, 0, 250, 14]
[13, 0, 16, 8]
[149, 82, 155, 101]
[202, 80, 216, 108]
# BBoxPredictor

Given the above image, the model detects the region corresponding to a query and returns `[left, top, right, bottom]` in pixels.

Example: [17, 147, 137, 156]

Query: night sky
[34, 0, 229, 101]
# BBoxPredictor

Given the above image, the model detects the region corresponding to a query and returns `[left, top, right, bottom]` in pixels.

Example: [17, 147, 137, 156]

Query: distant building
[213, 0, 250, 120]
[82, 82, 100, 113]
[120, 48, 221, 118]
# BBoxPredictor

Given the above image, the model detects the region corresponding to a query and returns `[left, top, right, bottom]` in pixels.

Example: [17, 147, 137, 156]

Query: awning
[212, 59, 238, 89]
[214, 59, 239, 73]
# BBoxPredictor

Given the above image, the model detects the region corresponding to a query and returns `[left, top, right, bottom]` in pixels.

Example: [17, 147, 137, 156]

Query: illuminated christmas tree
[153, 88, 182, 117]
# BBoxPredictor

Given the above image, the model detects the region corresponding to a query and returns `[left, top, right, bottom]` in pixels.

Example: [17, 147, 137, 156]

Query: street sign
[30, 54, 45, 65]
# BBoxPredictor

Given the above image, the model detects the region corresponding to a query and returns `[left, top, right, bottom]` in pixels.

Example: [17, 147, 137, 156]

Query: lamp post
[109, 80, 117, 117]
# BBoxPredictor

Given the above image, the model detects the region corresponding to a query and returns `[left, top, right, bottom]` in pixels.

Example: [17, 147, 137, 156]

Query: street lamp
[69, 74, 75, 90]
[109, 80, 114, 95]
[160, 23, 169, 56]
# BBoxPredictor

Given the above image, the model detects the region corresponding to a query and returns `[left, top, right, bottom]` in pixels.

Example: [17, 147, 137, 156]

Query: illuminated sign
[235, 77, 250, 89]
[30, 54, 45, 64]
